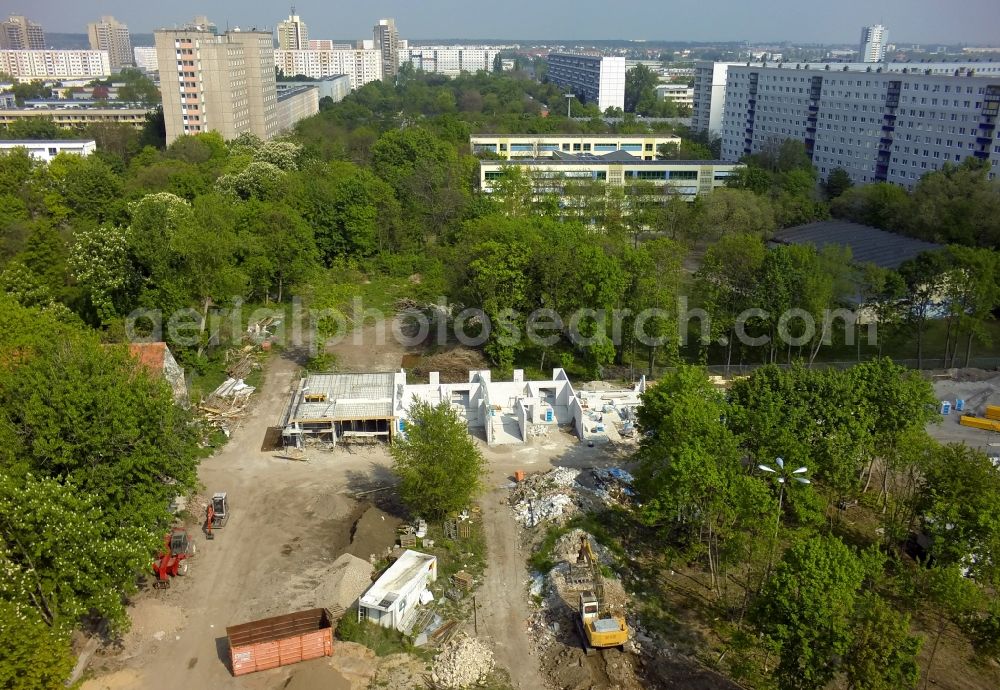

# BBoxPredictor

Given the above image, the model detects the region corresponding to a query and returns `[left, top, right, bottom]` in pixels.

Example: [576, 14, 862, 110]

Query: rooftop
[771, 220, 943, 269]
[360, 550, 436, 611]
[0, 139, 95, 145]
[290, 372, 396, 422]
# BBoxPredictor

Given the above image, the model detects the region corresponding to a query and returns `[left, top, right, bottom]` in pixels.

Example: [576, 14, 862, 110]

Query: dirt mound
[313, 553, 374, 611]
[121, 599, 185, 649]
[412, 347, 488, 383]
[284, 659, 352, 690]
[348, 505, 402, 560]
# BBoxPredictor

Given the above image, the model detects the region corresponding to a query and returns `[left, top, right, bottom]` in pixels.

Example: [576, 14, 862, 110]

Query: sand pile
[313, 553, 374, 611]
[348, 505, 402, 559]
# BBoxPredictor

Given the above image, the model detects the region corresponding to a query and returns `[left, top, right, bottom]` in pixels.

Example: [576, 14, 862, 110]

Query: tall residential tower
[860, 24, 888, 62]
[373, 18, 399, 81]
[277, 8, 308, 50]
[88, 16, 134, 69]
[0, 15, 44, 50]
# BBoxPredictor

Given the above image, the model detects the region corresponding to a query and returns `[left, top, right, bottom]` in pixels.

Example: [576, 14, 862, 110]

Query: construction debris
[431, 634, 495, 688]
[508, 467, 594, 527]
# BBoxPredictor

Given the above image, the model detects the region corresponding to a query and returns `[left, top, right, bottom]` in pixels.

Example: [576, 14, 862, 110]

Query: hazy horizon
[15, 0, 1000, 45]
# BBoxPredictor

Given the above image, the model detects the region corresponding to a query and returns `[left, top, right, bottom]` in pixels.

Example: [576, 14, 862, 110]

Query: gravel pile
[313, 553, 374, 611]
[431, 635, 495, 688]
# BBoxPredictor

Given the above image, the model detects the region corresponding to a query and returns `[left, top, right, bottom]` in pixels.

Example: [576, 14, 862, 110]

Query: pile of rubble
[509, 467, 582, 527]
[431, 635, 495, 688]
[198, 345, 263, 435]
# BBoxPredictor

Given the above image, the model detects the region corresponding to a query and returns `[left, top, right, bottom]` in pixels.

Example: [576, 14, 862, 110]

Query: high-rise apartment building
[718, 63, 1000, 187]
[373, 18, 399, 81]
[0, 15, 44, 50]
[546, 53, 626, 112]
[88, 16, 134, 69]
[277, 9, 308, 50]
[860, 24, 888, 63]
[692, 61, 764, 134]
[155, 25, 281, 144]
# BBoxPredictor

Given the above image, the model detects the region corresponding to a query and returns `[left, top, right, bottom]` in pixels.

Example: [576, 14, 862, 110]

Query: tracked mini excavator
[205, 492, 229, 539]
[152, 527, 196, 588]
[574, 535, 628, 654]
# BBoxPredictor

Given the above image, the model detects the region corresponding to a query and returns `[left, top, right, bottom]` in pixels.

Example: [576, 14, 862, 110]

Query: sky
[17, 0, 1000, 44]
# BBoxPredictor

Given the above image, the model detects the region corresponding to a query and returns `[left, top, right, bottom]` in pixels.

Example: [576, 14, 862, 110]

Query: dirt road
[476, 477, 543, 689]
[85, 352, 401, 690]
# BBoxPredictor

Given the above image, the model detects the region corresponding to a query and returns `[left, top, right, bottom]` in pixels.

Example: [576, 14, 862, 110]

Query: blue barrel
[955, 399, 965, 412]
[940, 401, 951, 415]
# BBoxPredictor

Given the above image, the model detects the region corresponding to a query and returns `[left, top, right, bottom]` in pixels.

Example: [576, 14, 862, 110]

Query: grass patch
[529, 524, 572, 573]
[336, 608, 425, 657]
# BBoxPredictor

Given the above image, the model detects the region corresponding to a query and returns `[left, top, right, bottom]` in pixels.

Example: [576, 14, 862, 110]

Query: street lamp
[565, 93, 575, 118]
[759, 457, 810, 578]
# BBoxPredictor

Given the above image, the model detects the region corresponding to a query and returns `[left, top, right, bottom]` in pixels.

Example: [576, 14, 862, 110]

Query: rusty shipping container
[226, 608, 334, 676]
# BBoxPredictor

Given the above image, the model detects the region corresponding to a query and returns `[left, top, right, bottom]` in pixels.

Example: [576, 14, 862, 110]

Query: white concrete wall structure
[860, 24, 888, 63]
[547, 53, 626, 112]
[0, 50, 110, 80]
[479, 156, 743, 200]
[471, 134, 680, 160]
[0, 138, 95, 162]
[720, 63, 1000, 187]
[400, 45, 501, 77]
[275, 49, 382, 90]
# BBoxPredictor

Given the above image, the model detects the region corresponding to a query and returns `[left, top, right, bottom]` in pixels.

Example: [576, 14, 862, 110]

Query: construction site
[76, 318, 1000, 690]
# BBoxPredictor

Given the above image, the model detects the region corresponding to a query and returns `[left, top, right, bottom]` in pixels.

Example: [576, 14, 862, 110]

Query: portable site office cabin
[358, 550, 437, 631]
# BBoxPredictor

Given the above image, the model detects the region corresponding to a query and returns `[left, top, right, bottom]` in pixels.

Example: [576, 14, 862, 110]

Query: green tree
[636, 366, 741, 594]
[624, 64, 658, 114]
[753, 535, 880, 690]
[824, 167, 853, 199]
[0, 600, 76, 689]
[843, 592, 921, 690]
[391, 400, 487, 519]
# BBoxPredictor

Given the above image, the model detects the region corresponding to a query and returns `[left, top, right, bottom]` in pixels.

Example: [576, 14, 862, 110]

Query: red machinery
[152, 528, 196, 588]
[205, 492, 229, 540]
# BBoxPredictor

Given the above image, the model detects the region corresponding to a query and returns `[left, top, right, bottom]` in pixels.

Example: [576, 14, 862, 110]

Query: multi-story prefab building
[274, 49, 382, 90]
[88, 16, 134, 69]
[156, 24, 316, 144]
[547, 53, 626, 112]
[0, 50, 110, 79]
[860, 24, 888, 63]
[719, 63, 1000, 187]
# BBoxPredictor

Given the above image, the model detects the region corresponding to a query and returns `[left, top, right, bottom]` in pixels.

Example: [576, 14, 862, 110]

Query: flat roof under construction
[290, 372, 395, 422]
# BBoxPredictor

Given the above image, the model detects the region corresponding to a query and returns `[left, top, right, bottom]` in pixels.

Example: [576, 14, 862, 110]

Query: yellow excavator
[575, 536, 628, 654]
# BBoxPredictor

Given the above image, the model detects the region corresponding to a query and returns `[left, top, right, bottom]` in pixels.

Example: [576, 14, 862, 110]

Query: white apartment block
[275, 49, 382, 90]
[471, 134, 680, 161]
[479, 154, 742, 200]
[133, 46, 158, 73]
[308, 40, 353, 51]
[694, 59, 1000, 136]
[655, 83, 694, 107]
[719, 64, 1000, 188]
[400, 46, 501, 77]
[0, 50, 111, 80]
[374, 18, 399, 81]
[547, 53, 626, 112]
[860, 25, 888, 63]
[0, 138, 95, 162]
[88, 16, 133, 69]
